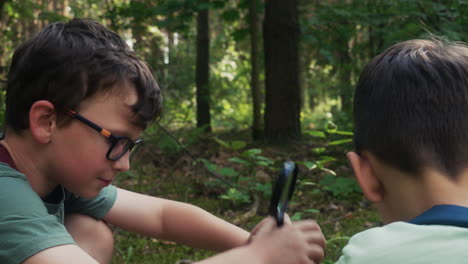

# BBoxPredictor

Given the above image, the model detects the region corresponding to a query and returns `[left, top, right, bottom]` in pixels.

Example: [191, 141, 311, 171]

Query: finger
[248, 216, 277, 243]
[250, 217, 268, 234]
[253, 216, 276, 232]
[252, 216, 277, 237]
[283, 213, 292, 225]
[295, 220, 322, 232]
[304, 231, 327, 249]
[307, 243, 326, 263]
[294, 221, 326, 248]
[260, 216, 277, 229]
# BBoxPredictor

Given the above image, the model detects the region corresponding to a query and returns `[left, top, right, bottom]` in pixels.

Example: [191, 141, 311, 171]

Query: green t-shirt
[336, 221, 468, 264]
[0, 163, 117, 264]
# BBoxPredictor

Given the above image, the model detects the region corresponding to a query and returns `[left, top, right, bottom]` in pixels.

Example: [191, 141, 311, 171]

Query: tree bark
[195, 4, 211, 132]
[264, 0, 301, 143]
[0, 0, 7, 20]
[249, 0, 262, 140]
[338, 49, 352, 113]
[0, 0, 10, 76]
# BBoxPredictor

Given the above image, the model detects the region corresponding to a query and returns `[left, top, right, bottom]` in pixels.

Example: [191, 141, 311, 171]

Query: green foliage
[38, 11, 68, 22]
[200, 158, 239, 177]
[199, 138, 276, 206]
[320, 175, 362, 199]
[220, 188, 251, 205]
[203, 121, 358, 206]
[4, 2, 468, 261]
[300, 118, 363, 201]
[143, 124, 206, 154]
[302, 119, 353, 176]
[213, 137, 246, 150]
[113, 231, 214, 264]
[4, 0, 468, 138]
[2, 0, 468, 136]
[307, 118, 354, 149]
[291, 208, 321, 221]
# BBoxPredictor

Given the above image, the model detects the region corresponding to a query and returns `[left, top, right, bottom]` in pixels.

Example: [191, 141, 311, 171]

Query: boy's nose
[113, 152, 131, 172]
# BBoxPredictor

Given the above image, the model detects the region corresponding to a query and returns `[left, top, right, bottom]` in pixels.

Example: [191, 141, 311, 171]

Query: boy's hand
[248, 213, 291, 244]
[249, 217, 325, 264]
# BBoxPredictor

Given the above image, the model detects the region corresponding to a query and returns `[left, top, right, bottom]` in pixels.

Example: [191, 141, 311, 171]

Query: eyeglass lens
[108, 138, 141, 160]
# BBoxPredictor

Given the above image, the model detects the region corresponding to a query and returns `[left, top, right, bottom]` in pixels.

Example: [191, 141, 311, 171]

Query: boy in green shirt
[339, 38, 468, 263]
[0, 18, 325, 264]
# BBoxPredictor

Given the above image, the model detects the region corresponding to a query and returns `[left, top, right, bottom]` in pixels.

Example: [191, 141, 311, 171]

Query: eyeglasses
[64, 109, 143, 161]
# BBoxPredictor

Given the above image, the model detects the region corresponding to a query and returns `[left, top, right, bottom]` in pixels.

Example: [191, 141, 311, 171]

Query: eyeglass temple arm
[64, 109, 112, 138]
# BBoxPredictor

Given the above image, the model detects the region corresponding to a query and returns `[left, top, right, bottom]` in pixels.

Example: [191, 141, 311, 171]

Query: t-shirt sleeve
[64, 184, 118, 219]
[0, 177, 75, 264]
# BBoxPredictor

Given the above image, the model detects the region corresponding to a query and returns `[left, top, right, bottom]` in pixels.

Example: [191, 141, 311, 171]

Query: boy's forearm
[105, 189, 249, 251]
[159, 201, 250, 251]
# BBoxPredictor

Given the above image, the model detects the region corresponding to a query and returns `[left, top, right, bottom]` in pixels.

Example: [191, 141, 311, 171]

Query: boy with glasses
[0, 19, 325, 264]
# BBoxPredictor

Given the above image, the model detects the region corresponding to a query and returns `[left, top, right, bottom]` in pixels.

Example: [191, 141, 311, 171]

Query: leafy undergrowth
[111, 129, 380, 264]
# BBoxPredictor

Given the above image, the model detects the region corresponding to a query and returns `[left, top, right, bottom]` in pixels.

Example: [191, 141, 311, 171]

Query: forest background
[1, 0, 468, 263]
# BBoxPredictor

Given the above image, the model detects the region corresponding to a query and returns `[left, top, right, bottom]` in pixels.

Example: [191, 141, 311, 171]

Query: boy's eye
[108, 138, 132, 159]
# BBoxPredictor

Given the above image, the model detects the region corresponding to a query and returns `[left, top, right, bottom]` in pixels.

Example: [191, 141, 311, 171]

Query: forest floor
[110, 129, 380, 264]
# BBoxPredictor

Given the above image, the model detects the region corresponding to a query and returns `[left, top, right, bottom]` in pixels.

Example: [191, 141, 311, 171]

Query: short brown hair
[6, 18, 162, 132]
[354, 38, 468, 178]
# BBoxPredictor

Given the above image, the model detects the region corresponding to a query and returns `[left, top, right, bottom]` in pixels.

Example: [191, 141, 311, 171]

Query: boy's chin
[71, 187, 103, 199]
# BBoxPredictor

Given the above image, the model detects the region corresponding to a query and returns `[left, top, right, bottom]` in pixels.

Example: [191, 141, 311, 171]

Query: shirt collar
[409, 204, 468, 228]
[0, 143, 16, 170]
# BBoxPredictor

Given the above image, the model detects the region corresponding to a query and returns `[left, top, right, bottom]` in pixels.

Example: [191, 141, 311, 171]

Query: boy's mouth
[98, 178, 112, 186]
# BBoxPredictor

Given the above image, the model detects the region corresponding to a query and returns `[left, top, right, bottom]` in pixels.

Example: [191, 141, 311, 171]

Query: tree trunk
[196, 4, 211, 132]
[0, 0, 10, 76]
[264, 0, 301, 143]
[249, 0, 262, 140]
[0, 0, 7, 21]
[338, 50, 352, 113]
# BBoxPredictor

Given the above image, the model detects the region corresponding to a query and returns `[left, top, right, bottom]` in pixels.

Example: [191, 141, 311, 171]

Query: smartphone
[268, 161, 298, 226]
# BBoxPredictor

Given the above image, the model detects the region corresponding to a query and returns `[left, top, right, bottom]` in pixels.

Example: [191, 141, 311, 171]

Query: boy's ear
[29, 100, 57, 144]
[347, 151, 384, 203]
